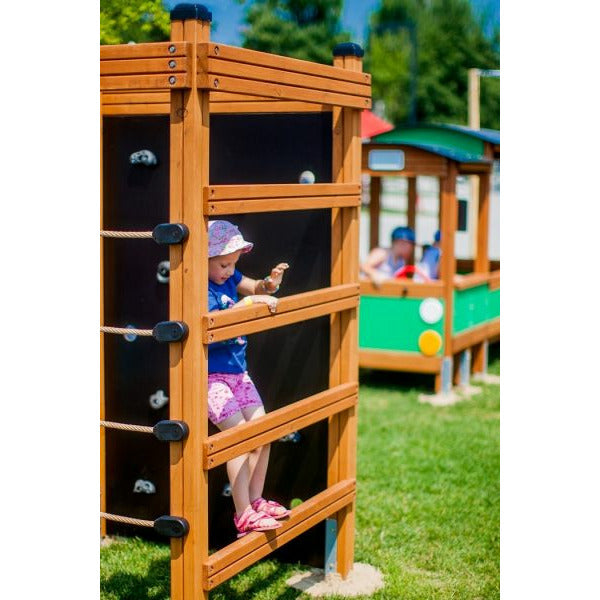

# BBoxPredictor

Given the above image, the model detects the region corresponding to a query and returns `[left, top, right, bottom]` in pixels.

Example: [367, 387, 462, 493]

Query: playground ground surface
[101, 346, 500, 600]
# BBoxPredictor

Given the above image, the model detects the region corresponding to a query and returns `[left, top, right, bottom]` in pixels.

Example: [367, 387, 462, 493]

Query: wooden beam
[205, 295, 358, 343]
[359, 349, 442, 373]
[100, 41, 190, 60]
[101, 103, 170, 116]
[209, 101, 331, 113]
[203, 479, 356, 590]
[407, 177, 417, 231]
[100, 73, 190, 91]
[205, 195, 360, 215]
[205, 182, 359, 200]
[475, 171, 490, 273]
[369, 176, 381, 250]
[100, 56, 189, 76]
[452, 318, 500, 353]
[204, 284, 358, 329]
[360, 278, 444, 298]
[453, 272, 490, 290]
[489, 270, 500, 290]
[205, 394, 358, 469]
[440, 163, 458, 360]
[200, 42, 371, 86]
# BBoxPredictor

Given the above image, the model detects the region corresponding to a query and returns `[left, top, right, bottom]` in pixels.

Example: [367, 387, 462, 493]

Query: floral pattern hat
[208, 220, 254, 258]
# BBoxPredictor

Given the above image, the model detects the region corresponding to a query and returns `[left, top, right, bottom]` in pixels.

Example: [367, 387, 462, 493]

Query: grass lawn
[101, 349, 499, 599]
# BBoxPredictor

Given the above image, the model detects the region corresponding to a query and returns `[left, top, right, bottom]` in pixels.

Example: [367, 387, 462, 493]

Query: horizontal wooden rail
[209, 101, 331, 114]
[452, 318, 500, 352]
[453, 272, 492, 290]
[101, 91, 170, 105]
[102, 104, 170, 116]
[204, 383, 358, 468]
[201, 57, 370, 98]
[205, 195, 359, 215]
[359, 349, 442, 373]
[203, 479, 356, 590]
[100, 73, 189, 91]
[101, 57, 189, 76]
[359, 278, 445, 298]
[200, 43, 371, 86]
[203, 284, 358, 342]
[198, 73, 370, 109]
[206, 183, 359, 200]
[100, 41, 190, 60]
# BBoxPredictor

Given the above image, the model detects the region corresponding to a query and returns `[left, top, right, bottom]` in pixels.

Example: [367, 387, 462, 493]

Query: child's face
[209, 250, 242, 284]
[392, 239, 414, 262]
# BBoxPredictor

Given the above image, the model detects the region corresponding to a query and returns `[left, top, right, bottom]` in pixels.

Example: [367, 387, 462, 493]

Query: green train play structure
[359, 123, 500, 393]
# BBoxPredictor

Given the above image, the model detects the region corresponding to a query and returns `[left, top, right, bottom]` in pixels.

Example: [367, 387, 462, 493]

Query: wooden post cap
[170, 3, 212, 21]
[332, 42, 364, 58]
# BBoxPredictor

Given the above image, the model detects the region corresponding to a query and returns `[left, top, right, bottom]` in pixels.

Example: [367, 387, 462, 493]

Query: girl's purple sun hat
[208, 220, 254, 258]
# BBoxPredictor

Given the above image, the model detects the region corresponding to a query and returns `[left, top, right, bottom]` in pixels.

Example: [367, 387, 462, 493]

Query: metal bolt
[214, 45, 220, 55]
[213, 78, 219, 88]
[168, 45, 176, 54]
[169, 76, 177, 85]
[169, 60, 176, 69]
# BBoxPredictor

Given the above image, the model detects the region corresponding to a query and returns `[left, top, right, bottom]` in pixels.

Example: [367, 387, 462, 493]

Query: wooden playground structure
[100, 4, 369, 599]
[360, 132, 500, 392]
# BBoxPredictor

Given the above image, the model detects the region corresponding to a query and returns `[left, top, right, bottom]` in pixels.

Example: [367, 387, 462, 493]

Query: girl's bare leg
[241, 406, 271, 502]
[216, 411, 251, 517]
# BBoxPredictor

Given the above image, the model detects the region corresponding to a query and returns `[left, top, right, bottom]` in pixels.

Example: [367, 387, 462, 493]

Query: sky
[164, 1, 499, 47]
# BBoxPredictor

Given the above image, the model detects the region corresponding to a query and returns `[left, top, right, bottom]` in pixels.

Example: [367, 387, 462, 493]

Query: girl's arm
[360, 248, 388, 286]
[237, 262, 289, 296]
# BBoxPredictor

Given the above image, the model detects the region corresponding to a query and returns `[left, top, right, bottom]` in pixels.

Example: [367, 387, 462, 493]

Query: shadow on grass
[102, 553, 303, 600]
[359, 367, 434, 393]
[214, 564, 303, 600]
[101, 557, 169, 600]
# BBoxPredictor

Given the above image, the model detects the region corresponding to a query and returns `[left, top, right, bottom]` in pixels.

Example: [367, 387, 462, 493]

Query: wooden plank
[101, 73, 190, 91]
[201, 42, 371, 85]
[359, 278, 444, 298]
[205, 296, 358, 343]
[359, 349, 442, 373]
[452, 318, 500, 353]
[489, 270, 500, 290]
[101, 56, 189, 76]
[203, 479, 356, 589]
[210, 101, 331, 113]
[206, 395, 357, 469]
[369, 176, 381, 249]
[198, 73, 371, 109]
[102, 103, 170, 116]
[179, 16, 211, 600]
[203, 57, 371, 98]
[100, 41, 189, 60]
[453, 272, 490, 290]
[407, 177, 417, 230]
[205, 195, 360, 215]
[440, 164, 458, 360]
[475, 172, 490, 273]
[336, 52, 362, 579]
[205, 382, 356, 456]
[99, 110, 106, 538]
[102, 91, 170, 104]
[204, 284, 358, 329]
[205, 182, 359, 200]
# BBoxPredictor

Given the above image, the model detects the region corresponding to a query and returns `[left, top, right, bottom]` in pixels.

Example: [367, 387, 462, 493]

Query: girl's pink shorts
[207, 371, 264, 425]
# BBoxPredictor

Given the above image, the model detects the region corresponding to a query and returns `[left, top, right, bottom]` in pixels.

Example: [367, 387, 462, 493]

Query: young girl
[207, 220, 291, 537]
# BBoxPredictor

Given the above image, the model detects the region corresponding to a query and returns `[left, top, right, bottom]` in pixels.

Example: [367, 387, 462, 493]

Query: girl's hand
[270, 263, 289, 286]
[252, 295, 279, 314]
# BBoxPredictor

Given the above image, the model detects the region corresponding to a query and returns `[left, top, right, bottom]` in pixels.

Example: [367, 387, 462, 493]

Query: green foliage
[100, 0, 170, 45]
[367, 0, 500, 129]
[236, 0, 351, 64]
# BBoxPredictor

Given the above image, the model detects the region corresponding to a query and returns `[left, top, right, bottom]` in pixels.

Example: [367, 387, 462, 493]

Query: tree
[366, 0, 500, 129]
[100, 0, 170, 45]
[236, 0, 351, 65]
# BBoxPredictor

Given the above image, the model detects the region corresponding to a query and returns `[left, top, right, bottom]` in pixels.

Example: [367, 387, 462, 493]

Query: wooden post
[407, 176, 417, 232]
[437, 162, 458, 393]
[369, 176, 381, 249]
[99, 106, 106, 539]
[468, 68, 481, 264]
[474, 171, 490, 273]
[330, 42, 362, 580]
[169, 5, 212, 600]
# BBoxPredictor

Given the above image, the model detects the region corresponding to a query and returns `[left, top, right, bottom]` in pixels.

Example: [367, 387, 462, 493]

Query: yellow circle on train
[418, 330, 442, 356]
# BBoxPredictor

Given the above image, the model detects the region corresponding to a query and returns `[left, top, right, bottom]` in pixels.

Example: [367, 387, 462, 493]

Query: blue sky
[164, 1, 499, 47]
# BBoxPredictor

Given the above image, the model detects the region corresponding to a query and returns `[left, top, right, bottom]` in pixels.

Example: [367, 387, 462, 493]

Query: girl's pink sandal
[234, 506, 281, 538]
[251, 497, 291, 520]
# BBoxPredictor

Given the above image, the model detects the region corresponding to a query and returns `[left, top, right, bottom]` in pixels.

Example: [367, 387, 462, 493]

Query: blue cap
[391, 226, 415, 244]
[434, 230, 441, 243]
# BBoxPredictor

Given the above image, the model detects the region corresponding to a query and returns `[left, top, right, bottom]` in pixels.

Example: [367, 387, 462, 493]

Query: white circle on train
[419, 298, 443, 324]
